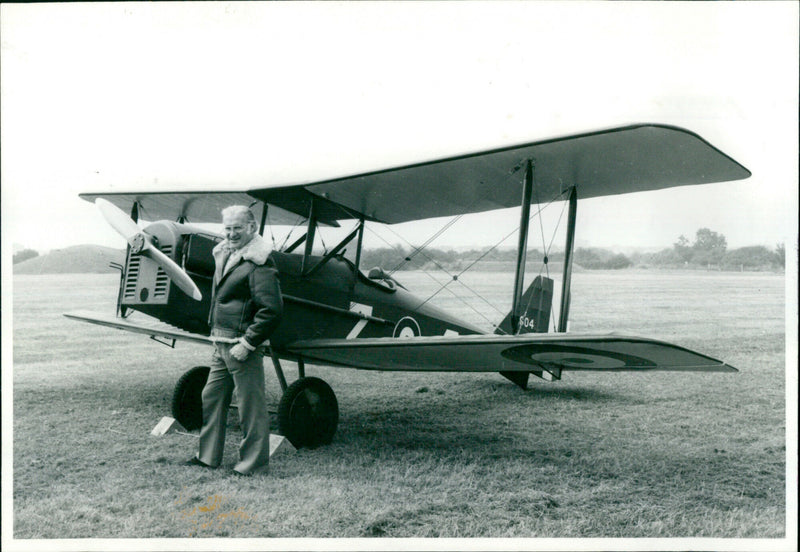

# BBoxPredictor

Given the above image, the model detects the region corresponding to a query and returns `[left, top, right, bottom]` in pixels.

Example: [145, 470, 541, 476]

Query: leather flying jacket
[209, 234, 283, 348]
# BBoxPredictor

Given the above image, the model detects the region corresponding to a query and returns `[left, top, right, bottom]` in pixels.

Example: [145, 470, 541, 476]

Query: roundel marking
[393, 316, 421, 338]
[500, 344, 657, 370]
[529, 352, 627, 369]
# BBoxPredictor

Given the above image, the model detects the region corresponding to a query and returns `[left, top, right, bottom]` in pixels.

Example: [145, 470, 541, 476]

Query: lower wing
[63, 310, 238, 345]
[64, 310, 735, 374]
[288, 334, 737, 373]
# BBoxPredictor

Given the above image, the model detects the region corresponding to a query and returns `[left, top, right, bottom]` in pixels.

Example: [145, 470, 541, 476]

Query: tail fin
[497, 275, 555, 390]
[495, 275, 554, 336]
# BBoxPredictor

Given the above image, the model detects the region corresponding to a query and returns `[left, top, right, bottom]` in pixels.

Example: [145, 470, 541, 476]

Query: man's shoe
[231, 467, 269, 477]
[186, 457, 213, 469]
[231, 466, 269, 477]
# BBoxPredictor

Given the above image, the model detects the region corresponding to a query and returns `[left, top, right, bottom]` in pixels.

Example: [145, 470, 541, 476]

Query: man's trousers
[197, 342, 270, 475]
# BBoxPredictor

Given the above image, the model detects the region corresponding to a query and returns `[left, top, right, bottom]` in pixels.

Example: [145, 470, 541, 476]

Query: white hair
[221, 205, 256, 225]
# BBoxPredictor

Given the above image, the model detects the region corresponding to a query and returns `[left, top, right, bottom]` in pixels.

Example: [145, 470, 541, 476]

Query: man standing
[188, 205, 282, 476]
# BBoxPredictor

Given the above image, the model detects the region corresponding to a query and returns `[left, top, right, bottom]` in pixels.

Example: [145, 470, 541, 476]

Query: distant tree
[360, 246, 408, 270]
[574, 247, 631, 269]
[605, 253, 633, 269]
[673, 235, 693, 263]
[574, 247, 604, 269]
[546, 250, 565, 262]
[13, 249, 39, 264]
[691, 228, 727, 265]
[649, 248, 685, 267]
[775, 243, 785, 268]
[722, 246, 778, 270]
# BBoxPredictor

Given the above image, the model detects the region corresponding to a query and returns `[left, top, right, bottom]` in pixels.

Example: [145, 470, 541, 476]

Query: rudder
[496, 275, 554, 389]
[495, 275, 554, 336]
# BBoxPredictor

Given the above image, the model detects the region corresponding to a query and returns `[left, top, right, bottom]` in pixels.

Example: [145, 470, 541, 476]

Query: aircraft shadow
[453, 377, 627, 402]
[332, 380, 628, 455]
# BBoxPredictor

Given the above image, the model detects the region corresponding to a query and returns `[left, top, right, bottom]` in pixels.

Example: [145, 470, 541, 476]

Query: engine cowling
[119, 221, 221, 334]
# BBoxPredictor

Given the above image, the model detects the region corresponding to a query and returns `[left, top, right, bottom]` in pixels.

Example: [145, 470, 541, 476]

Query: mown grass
[11, 270, 786, 540]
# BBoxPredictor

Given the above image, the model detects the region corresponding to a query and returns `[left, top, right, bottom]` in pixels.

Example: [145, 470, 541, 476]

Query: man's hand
[230, 342, 250, 362]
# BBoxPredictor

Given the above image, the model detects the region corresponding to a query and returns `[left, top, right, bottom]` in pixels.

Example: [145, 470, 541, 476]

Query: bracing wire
[315, 189, 479, 275]
[279, 217, 307, 251]
[453, 190, 569, 279]
[544, 199, 570, 332]
[533, 174, 548, 279]
[389, 214, 464, 274]
[299, 187, 572, 334]
[294, 195, 505, 331]
[520, 196, 569, 333]
[411, 190, 570, 316]
[361, 222, 501, 328]
[376, 222, 504, 314]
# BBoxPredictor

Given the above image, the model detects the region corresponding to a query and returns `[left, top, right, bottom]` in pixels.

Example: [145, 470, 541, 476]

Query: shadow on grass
[419, 374, 628, 401]
[521, 383, 626, 402]
[334, 382, 626, 456]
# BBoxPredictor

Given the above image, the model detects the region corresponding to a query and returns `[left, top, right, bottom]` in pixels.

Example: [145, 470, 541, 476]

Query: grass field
[10, 270, 787, 541]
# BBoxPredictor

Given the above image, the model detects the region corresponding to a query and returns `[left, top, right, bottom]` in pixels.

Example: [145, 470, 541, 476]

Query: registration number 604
[518, 315, 538, 331]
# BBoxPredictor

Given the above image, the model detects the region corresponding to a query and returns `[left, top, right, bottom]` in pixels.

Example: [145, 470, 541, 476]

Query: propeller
[96, 198, 202, 301]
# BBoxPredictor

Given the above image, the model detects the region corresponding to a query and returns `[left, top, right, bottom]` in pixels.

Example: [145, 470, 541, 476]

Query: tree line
[12, 249, 39, 264]
[13, 228, 786, 272]
[358, 228, 785, 272]
[632, 228, 785, 271]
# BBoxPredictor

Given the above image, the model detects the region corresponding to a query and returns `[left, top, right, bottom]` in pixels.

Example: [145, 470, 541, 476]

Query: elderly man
[187, 205, 282, 476]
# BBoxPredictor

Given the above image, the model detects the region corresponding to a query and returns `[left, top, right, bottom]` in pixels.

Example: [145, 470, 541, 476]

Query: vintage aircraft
[65, 123, 750, 448]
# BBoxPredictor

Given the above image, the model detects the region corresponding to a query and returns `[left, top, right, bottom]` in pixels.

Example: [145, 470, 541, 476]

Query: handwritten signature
[175, 489, 255, 536]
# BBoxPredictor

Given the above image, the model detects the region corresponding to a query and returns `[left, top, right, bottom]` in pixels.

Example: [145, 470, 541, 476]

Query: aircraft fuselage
[117, 220, 484, 356]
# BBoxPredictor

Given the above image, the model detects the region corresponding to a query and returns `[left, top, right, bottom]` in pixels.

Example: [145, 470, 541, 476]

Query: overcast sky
[2, 2, 797, 255]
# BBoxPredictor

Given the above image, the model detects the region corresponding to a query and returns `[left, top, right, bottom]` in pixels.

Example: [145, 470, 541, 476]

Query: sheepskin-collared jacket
[209, 234, 283, 348]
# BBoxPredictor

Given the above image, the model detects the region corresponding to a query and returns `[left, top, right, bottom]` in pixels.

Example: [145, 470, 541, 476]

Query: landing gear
[171, 366, 209, 431]
[277, 377, 338, 449]
[170, 359, 340, 449]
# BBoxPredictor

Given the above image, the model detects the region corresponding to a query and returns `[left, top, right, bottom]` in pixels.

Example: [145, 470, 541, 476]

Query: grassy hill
[13, 245, 125, 275]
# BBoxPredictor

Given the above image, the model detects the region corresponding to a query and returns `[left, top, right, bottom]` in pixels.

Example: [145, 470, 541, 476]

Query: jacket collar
[213, 234, 271, 281]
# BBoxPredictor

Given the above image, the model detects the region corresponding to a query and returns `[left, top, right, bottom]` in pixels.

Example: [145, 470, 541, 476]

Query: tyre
[277, 377, 338, 448]
[171, 366, 210, 431]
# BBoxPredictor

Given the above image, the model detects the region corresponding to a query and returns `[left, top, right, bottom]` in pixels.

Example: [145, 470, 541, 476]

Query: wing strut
[511, 160, 534, 334]
[301, 197, 318, 274]
[306, 223, 361, 276]
[353, 216, 365, 272]
[259, 202, 268, 235]
[558, 186, 578, 332]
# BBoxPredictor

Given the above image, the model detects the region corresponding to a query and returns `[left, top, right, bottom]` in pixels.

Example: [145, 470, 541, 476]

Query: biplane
[65, 123, 751, 448]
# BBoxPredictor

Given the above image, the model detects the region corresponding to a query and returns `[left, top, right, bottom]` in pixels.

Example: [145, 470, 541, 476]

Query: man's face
[222, 212, 256, 250]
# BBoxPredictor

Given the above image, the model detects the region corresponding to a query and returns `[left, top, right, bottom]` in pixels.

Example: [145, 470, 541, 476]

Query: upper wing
[79, 124, 750, 225]
[287, 333, 737, 373]
[78, 191, 317, 226]
[292, 124, 751, 224]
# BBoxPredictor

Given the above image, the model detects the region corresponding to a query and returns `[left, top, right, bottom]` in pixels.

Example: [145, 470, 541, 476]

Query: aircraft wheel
[171, 366, 210, 431]
[277, 377, 338, 449]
